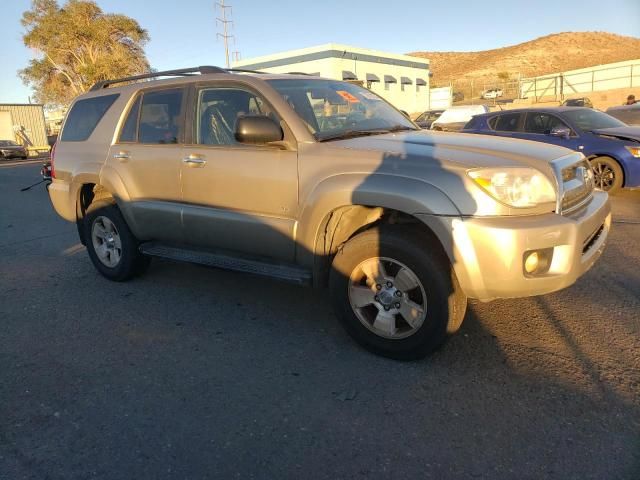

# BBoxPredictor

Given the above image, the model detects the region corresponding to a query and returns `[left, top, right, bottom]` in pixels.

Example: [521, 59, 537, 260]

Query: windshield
[563, 108, 626, 130]
[266, 79, 417, 141]
[0, 140, 19, 147]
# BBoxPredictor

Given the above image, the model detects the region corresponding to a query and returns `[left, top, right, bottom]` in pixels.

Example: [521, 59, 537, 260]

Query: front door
[180, 84, 298, 262]
[514, 112, 579, 150]
[107, 87, 186, 243]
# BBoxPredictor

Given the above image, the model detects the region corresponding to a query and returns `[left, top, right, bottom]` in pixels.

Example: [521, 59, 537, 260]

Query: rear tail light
[50, 142, 56, 179]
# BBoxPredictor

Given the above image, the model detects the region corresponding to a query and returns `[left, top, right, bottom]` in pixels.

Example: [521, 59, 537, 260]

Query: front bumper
[446, 190, 611, 301]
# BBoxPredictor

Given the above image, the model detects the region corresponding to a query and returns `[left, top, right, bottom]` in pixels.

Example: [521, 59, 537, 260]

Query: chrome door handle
[182, 154, 206, 167]
[113, 151, 130, 161]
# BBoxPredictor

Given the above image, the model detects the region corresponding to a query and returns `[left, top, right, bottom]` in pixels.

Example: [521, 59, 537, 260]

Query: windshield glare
[563, 108, 626, 130]
[266, 79, 416, 140]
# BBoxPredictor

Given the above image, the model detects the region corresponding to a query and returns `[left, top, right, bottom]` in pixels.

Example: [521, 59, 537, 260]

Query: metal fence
[520, 62, 640, 101]
[433, 76, 522, 104]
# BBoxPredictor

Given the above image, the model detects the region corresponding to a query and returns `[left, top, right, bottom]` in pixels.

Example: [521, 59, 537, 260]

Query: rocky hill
[409, 32, 640, 85]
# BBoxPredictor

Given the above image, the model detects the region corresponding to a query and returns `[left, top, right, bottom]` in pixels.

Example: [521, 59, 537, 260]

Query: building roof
[233, 43, 429, 71]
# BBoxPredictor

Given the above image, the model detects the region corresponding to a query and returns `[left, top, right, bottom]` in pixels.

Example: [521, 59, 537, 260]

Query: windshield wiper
[317, 125, 417, 142]
[317, 129, 392, 142]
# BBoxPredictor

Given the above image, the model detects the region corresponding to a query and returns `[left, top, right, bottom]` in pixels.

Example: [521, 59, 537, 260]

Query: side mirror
[235, 115, 283, 144]
[549, 126, 571, 139]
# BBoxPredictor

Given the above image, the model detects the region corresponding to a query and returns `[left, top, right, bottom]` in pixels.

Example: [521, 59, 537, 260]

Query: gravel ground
[1, 164, 639, 480]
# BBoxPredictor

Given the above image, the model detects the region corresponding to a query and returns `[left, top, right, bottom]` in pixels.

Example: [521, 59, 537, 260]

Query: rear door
[106, 87, 186, 243]
[180, 83, 298, 262]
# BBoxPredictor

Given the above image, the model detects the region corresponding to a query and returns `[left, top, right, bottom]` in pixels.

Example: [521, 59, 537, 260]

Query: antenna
[215, 0, 234, 68]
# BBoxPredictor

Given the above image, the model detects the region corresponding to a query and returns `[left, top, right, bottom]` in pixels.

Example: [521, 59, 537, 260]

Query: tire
[590, 156, 623, 194]
[329, 226, 467, 360]
[84, 200, 150, 281]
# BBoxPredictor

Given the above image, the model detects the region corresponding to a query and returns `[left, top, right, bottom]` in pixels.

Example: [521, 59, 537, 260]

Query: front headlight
[468, 167, 556, 208]
[626, 146, 640, 158]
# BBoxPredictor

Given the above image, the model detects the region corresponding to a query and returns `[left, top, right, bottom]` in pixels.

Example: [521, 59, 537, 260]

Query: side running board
[139, 242, 312, 285]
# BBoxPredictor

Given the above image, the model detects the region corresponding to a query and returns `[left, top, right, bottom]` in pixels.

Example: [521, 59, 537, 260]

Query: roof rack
[90, 66, 228, 91]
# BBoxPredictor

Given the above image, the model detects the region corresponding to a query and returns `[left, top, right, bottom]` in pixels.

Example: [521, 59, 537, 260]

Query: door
[106, 87, 186, 242]
[514, 112, 579, 149]
[180, 84, 298, 262]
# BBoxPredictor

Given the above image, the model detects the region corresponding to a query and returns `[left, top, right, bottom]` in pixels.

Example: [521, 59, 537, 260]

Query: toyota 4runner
[47, 66, 611, 359]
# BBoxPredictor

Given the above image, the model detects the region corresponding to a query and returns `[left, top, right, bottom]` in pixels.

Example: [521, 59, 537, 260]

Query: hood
[332, 130, 573, 171]
[591, 126, 640, 143]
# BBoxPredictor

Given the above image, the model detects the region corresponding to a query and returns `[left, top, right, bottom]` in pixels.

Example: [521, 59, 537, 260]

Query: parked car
[481, 88, 503, 100]
[0, 140, 28, 160]
[606, 103, 640, 126]
[47, 67, 610, 360]
[431, 105, 489, 132]
[561, 97, 593, 108]
[463, 107, 640, 193]
[414, 109, 444, 129]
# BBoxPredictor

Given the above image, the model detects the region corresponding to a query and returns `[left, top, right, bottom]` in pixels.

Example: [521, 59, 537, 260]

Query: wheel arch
[296, 174, 460, 287]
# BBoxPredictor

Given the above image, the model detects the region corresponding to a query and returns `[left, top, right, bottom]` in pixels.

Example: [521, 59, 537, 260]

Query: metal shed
[0, 104, 49, 156]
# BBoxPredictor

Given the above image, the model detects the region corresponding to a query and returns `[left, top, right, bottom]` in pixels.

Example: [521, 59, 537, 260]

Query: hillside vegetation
[409, 32, 640, 85]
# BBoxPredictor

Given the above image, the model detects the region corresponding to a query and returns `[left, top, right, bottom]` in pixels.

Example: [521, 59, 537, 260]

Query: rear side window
[489, 112, 522, 132]
[138, 89, 184, 144]
[61, 94, 119, 141]
[119, 95, 141, 142]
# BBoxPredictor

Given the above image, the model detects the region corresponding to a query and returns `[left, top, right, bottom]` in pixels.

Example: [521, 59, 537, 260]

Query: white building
[233, 43, 431, 113]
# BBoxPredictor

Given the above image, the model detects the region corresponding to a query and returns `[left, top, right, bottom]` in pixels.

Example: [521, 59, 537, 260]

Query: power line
[215, 0, 235, 68]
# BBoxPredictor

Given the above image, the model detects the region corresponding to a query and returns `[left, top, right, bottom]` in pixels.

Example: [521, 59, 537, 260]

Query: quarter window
[138, 89, 184, 144]
[61, 94, 119, 142]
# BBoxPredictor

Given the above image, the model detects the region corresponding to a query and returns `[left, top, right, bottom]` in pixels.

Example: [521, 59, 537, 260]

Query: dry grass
[409, 32, 640, 85]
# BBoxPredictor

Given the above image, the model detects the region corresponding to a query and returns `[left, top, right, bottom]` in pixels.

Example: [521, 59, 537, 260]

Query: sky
[1, 0, 639, 104]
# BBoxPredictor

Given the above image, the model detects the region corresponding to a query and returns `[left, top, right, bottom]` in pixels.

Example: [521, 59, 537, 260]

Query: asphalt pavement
[1, 163, 639, 480]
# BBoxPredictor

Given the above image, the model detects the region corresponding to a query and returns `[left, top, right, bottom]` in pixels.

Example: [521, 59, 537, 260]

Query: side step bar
[139, 243, 312, 285]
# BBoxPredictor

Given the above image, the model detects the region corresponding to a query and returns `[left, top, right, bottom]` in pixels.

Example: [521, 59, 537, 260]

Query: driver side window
[524, 113, 569, 135]
[196, 87, 279, 146]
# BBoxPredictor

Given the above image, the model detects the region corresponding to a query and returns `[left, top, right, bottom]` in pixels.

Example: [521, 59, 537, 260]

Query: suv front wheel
[84, 201, 150, 281]
[329, 226, 467, 360]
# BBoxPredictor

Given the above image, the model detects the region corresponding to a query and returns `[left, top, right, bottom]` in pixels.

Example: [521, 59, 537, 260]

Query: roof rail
[226, 68, 266, 74]
[287, 72, 316, 76]
[89, 66, 227, 91]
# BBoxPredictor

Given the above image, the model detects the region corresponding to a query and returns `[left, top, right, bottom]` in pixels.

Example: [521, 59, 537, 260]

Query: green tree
[20, 0, 150, 106]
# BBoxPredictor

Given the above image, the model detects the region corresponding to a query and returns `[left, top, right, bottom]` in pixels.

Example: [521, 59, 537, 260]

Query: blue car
[463, 107, 640, 192]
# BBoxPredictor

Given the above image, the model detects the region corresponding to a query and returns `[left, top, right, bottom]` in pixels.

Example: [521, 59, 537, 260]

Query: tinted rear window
[61, 94, 119, 142]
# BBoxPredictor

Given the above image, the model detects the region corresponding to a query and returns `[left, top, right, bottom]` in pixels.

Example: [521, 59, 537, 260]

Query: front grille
[559, 159, 594, 214]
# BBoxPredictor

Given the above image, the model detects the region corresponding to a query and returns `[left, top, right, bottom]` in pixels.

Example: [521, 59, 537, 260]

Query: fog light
[524, 251, 539, 274]
[523, 248, 554, 276]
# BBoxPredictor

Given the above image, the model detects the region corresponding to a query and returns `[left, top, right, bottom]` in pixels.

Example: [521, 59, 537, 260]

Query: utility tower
[216, 0, 234, 68]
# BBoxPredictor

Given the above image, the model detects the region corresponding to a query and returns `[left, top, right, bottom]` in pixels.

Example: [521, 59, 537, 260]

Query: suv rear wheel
[84, 201, 150, 281]
[329, 226, 467, 360]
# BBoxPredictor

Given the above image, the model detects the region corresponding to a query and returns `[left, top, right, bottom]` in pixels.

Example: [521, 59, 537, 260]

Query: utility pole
[216, 0, 234, 68]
